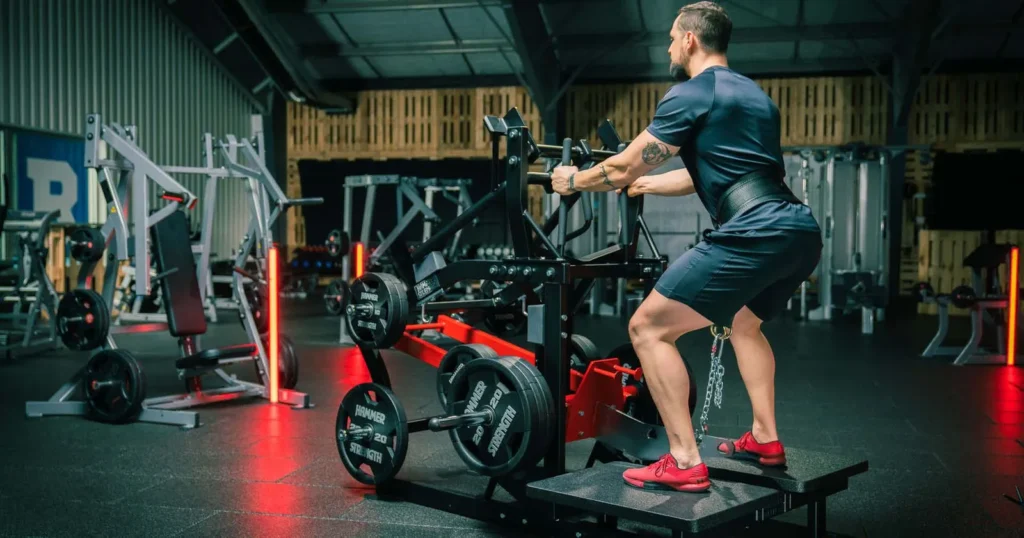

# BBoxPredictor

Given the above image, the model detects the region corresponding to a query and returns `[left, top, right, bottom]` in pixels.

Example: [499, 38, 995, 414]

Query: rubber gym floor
[1, 301, 1021, 538]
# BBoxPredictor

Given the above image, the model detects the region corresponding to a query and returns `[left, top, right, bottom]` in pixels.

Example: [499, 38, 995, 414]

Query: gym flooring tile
[3, 303, 1024, 537]
[0, 496, 213, 538]
[182, 512, 524, 538]
[124, 477, 364, 518]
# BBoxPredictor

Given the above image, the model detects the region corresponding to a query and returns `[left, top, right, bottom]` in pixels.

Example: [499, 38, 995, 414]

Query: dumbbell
[951, 285, 977, 309]
[914, 282, 935, 303]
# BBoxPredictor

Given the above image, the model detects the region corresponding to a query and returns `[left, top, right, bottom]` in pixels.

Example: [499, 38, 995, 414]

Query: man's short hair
[677, 2, 732, 54]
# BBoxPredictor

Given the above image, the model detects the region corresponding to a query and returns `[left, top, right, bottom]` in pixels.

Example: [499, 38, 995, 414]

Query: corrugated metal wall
[0, 0, 264, 258]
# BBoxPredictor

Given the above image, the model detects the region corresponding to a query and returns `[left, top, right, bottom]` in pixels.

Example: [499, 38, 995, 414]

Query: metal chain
[695, 325, 730, 445]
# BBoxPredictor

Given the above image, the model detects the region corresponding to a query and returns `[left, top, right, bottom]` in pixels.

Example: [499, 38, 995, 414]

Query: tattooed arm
[556, 129, 680, 192]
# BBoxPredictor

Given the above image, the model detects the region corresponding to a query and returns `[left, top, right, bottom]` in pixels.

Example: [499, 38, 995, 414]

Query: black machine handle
[160, 190, 197, 209]
[285, 197, 324, 206]
[557, 138, 573, 257]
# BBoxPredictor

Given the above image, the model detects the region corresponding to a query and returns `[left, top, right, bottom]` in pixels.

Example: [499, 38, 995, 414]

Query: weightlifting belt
[713, 170, 802, 228]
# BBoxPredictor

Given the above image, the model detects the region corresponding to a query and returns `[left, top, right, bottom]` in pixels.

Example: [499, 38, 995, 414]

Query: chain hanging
[695, 325, 730, 445]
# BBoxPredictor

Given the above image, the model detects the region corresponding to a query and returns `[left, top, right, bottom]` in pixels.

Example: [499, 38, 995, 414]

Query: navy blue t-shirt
[646, 66, 819, 233]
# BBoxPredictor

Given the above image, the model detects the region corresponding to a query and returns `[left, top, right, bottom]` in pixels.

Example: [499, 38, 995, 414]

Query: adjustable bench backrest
[150, 210, 207, 337]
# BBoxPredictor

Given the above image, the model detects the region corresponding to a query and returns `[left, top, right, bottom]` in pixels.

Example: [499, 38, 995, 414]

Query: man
[551, 1, 822, 493]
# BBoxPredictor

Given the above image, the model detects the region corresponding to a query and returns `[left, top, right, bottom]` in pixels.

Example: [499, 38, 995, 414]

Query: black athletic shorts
[653, 223, 822, 327]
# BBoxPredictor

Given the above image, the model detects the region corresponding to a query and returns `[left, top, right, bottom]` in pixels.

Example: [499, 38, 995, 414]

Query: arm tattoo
[599, 164, 614, 187]
[641, 141, 673, 165]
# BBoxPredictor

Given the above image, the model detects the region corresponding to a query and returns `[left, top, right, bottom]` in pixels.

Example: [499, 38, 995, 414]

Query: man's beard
[669, 61, 688, 81]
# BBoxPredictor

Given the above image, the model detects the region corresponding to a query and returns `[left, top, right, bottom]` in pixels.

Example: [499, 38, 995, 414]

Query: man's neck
[689, 55, 729, 77]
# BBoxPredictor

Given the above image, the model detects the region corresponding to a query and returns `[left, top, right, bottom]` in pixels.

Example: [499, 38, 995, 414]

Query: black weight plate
[568, 334, 600, 375]
[69, 227, 107, 263]
[242, 283, 269, 334]
[254, 334, 300, 389]
[336, 382, 409, 485]
[436, 344, 499, 409]
[83, 349, 146, 424]
[326, 229, 350, 258]
[57, 289, 110, 351]
[482, 306, 526, 336]
[324, 279, 349, 316]
[951, 285, 977, 308]
[506, 357, 554, 467]
[445, 356, 541, 477]
[346, 273, 409, 348]
[606, 342, 697, 423]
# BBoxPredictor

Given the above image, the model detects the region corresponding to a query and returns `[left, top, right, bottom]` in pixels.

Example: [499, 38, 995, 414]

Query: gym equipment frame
[785, 143, 930, 334]
[25, 114, 317, 428]
[0, 209, 62, 358]
[339, 174, 474, 280]
[340, 112, 868, 537]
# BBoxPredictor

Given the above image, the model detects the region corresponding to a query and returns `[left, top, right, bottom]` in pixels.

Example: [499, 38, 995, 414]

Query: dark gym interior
[2, 1, 1023, 537]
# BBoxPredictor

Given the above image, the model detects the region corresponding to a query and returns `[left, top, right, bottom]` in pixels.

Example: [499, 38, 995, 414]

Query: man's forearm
[644, 168, 695, 196]
[571, 155, 636, 192]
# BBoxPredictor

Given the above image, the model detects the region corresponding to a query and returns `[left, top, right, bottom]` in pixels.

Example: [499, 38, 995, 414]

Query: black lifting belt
[713, 170, 802, 228]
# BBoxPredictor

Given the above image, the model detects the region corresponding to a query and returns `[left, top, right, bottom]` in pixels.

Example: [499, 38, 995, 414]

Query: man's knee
[731, 308, 763, 337]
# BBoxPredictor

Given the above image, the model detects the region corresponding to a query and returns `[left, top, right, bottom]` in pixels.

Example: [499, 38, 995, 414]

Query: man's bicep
[619, 130, 681, 177]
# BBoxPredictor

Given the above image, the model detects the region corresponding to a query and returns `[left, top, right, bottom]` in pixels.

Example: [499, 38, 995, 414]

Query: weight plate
[83, 349, 147, 424]
[242, 283, 269, 335]
[568, 334, 600, 375]
[324, 279, 349, 316]
[951, 285, 977, 309]
[254, 334, 300, 389]
[436, 344, 499, 409]
[606, 342, 697, 424]
[326, 229, 350, 258]
[346, 273, 410, 348]
[69, 227, 106, 263]
[336, 382, 409, 485]
[445, 356, 543, 477]
[57, 289, 110, 351]
[506, 357, 554, 467]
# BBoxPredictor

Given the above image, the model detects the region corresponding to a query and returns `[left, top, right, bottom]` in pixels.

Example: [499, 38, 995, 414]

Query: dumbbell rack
[340, 115, 868, 537]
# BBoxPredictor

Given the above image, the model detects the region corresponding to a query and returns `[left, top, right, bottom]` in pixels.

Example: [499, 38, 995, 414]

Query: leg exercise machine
[784, 143, 930, 333]
[25, 114, 314, 428]
[0, 208, 61, 358]
[917, 243, 1021, 365]
[334, 110, 868, 537]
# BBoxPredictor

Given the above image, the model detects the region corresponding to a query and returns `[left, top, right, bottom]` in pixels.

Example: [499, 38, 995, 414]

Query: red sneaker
[622, 454, 712, 493]
[717, 431, 787, 466]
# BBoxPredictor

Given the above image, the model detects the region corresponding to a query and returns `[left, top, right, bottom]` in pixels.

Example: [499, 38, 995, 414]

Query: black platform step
[699, 436, 869, 494]
[526, 461, 783, 536]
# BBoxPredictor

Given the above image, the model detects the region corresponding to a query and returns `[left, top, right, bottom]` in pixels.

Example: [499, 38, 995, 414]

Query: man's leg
[627, 290, 712, 468]
[729, 306, 778, 443]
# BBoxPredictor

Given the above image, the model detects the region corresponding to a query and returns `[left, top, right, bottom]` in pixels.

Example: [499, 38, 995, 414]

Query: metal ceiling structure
[164, 0, 1024, 114]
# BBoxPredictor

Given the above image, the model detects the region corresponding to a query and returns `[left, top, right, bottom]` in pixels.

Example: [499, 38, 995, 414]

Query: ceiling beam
[301, 39, 511, 58]
[269, 0, 584, 14]
[502, 0, 563, 140]
[300, 22, 1020, 61]
[322, 74, 522, 92]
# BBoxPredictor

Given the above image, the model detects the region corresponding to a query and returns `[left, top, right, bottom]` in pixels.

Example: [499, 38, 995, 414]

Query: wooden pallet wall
[288, 87, 540, 161]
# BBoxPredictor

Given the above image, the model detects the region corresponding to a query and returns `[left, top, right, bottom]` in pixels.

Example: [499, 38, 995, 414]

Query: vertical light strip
[268, 245, 280, 403]
[1007, 247, 1018, 366]
[354, 243, 364, 278]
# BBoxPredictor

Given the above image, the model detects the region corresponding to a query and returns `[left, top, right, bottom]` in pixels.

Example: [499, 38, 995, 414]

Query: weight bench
[26, 211, 311, 429]
[140, 210, 311, 423]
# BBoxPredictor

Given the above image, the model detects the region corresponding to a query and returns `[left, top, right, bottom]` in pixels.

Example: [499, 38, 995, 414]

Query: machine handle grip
[286, 197, 324, 206]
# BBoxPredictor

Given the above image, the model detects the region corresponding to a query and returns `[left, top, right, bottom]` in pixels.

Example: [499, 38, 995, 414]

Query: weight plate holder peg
[326, 229, 350, 258]
[324, 279, 349, 316]
[83, 349, 147, 424]
[436, 343, 500, 409]
[443, 355, 551, 477]
[57, 289, 111, 351]
[253, 333, 300, 390]
[68, 226, 107, 263]
[336, 382, 410, 485]
[346, 273, 410, 348]
[605, 342, 697, 425]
